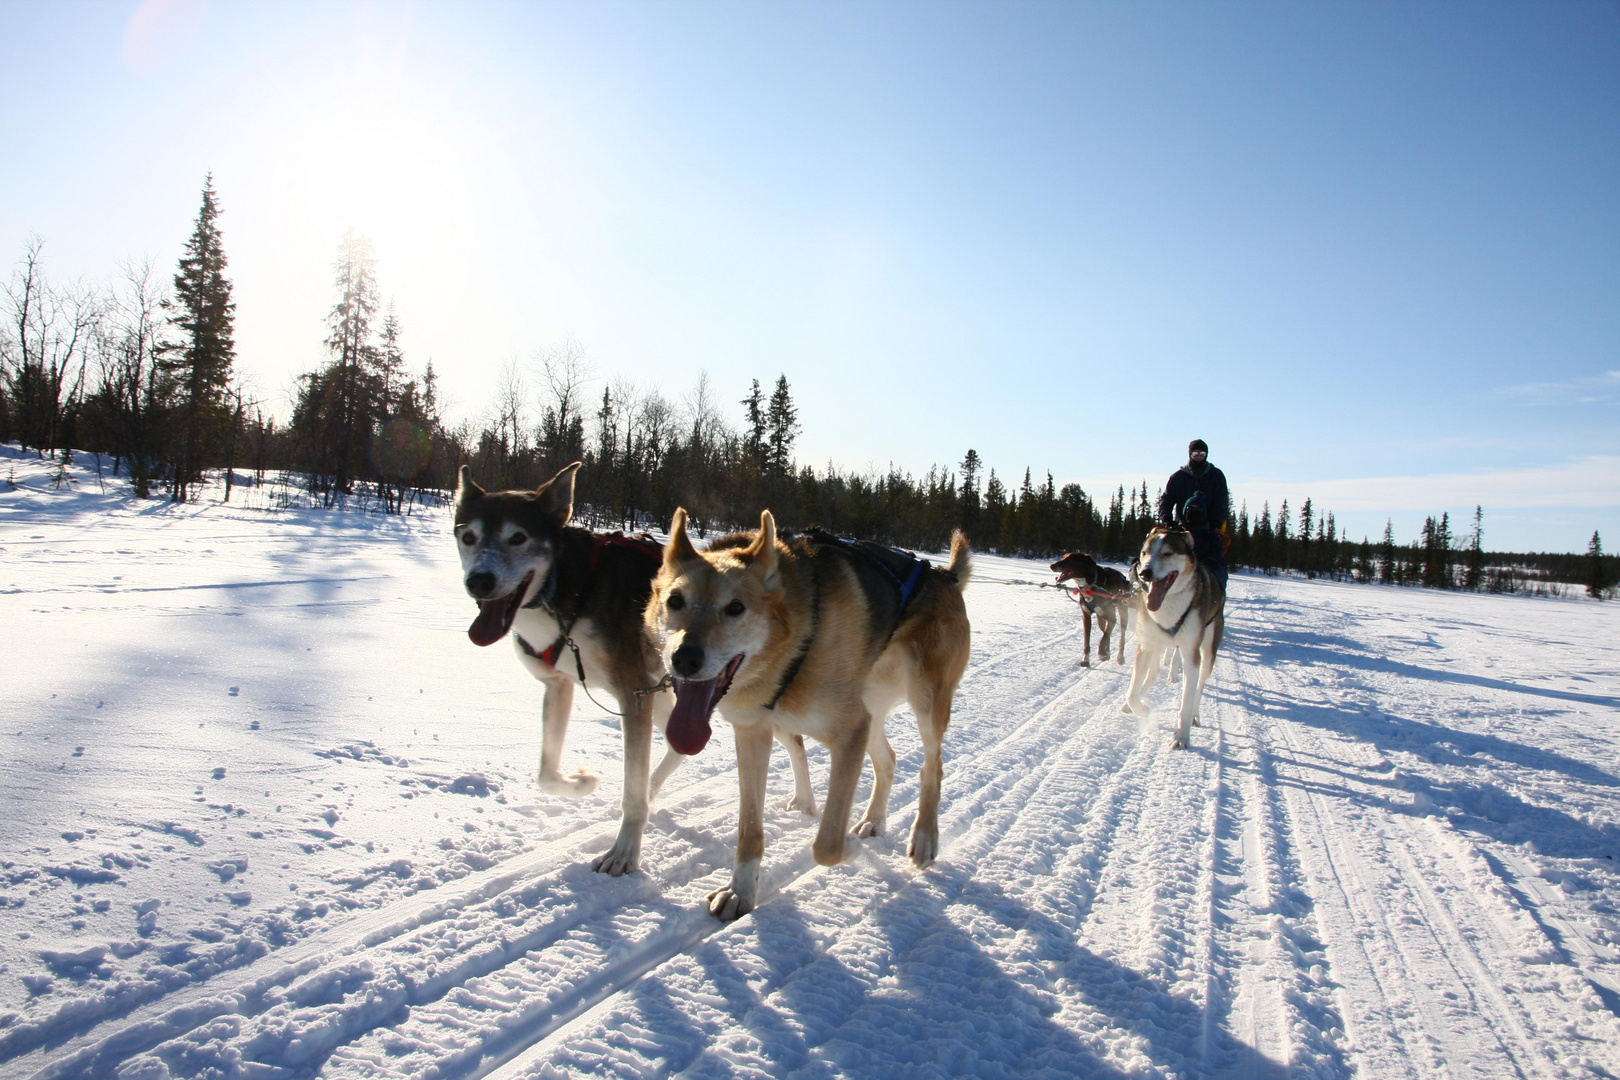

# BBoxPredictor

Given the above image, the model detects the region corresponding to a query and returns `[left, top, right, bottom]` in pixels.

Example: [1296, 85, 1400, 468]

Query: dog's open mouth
[468, 571, 534, 647]
[1146, 570, 1178, 612]
[666, 654, 745, 756]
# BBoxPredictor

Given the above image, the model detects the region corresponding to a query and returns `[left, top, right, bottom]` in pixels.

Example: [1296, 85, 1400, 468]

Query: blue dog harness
[761, 531, 934, 712]
[805, 529, 930, 617]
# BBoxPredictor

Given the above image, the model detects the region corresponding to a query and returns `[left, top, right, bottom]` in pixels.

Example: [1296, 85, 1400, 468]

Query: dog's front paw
[853, 815, 885, 838]
[591, 834, 640, 876]
[706, 884, 754, 921]
[1170, 735, 1190, 750]
[908, 824, 939, 868]
[781, 792, 818, 816]
[1121, 699, 1148, 717]
[1080, 658, 1091, 668]
[538, 768, 599, 799]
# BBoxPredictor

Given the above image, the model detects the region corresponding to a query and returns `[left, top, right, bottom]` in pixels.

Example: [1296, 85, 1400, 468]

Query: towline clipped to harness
[1065, 583, 1135, 612]
[517, 529, 674, 717]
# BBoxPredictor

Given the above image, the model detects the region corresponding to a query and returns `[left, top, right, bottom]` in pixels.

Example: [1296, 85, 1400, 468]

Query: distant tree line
[1224, 500, 1615, 599]
[3, 178, 1611, 599]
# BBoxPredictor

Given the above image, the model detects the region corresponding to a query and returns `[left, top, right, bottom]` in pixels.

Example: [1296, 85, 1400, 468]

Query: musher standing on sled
[1157, 438, 1230, 590]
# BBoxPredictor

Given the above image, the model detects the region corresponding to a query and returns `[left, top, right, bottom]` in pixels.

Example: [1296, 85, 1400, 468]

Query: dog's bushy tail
[946, 530, 973, 591]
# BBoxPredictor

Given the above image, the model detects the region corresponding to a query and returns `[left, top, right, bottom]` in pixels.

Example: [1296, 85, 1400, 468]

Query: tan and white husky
[1122, 527, 1226, 749]
[647, 510, 973, 921]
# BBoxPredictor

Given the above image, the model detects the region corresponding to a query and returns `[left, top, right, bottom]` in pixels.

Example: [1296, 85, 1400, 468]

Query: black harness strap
[1161, 570, 1213, 640]
[763, 571, 820, 712]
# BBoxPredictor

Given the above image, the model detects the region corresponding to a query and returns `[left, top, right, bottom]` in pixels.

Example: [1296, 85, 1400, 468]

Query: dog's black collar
[763, 570, 820, 712]
[522, 559, 560, 611]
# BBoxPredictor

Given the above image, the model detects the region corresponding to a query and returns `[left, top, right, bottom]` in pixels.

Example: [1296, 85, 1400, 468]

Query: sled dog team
[454, 462, 1222, 920]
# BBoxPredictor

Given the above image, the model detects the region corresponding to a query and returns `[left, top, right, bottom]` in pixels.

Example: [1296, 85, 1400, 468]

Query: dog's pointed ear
[455, 465, 484, 509]
[664, 507, 698, 571]
[747, 509, 780, 585]
[535, 461, 581, 525]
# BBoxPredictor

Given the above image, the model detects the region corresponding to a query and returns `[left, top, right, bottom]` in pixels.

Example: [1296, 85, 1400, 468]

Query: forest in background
[3, 179, 1613, 598]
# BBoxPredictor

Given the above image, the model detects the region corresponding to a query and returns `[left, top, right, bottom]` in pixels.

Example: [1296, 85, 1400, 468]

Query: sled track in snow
[4, 619, 1102, 1080]
[1228, 642, 1609, 1080]
[493, 632, 1149, 1078]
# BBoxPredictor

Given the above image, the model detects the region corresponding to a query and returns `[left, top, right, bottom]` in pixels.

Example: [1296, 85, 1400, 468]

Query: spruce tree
[959, 449, 982, 534]
[1589, 532, 1610, 599]
[320, 230, 381, 496]
[1255, 501, 1273, 573]
[983, 469, 1007, 550]
[160, 174, 236, 502]
[1104, 485, 1125, 559]
[1276, 500, 1291, 570]
[1465, 506, 1485, 590]
[1299, 498, 1314, 578]
[1380, 520, 1396, 584]
[740, 379, 766, 473]
[766, 374, 798, 478]
[376, 301, 405, 416]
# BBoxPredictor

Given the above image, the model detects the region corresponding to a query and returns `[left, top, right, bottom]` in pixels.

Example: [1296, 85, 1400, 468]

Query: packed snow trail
[2, 449, 1618, 1079]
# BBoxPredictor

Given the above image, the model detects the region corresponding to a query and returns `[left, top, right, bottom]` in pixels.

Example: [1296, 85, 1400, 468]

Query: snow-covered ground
[2, 444, 1618, 1079]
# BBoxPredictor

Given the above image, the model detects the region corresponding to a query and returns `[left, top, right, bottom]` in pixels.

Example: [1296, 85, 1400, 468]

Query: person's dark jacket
[1158, 461, 1230, 530]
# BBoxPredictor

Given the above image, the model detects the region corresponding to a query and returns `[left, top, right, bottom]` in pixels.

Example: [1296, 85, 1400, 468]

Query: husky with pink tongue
[455, 461, 683, 876]
[648, 507, 973, 922]
[1122, 526, 1227, 749]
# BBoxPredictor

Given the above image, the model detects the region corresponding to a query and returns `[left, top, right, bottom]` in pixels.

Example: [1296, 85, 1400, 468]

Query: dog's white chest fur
[511, 606, 609, 683]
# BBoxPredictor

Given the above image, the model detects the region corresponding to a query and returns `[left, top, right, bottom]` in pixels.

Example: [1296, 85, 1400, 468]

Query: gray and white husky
[1122, 527, 1226, 749]
[454, 461, 683, 875]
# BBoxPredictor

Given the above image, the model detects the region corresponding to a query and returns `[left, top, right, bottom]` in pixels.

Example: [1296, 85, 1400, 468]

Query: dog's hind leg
[709, 722, 775, 921]
[854, 723, 895, 838]
[1172, 644, 1200, 750]
[648, 744, 682, 806]
[1123, 636, 1161, 717]
[648, 691, 682, 804]
[535, 676, 599, 798]
[906, 674, 957, 869]
[776, 728, 817, 816]
[593, 689, 655, 875]
[1189, 615, 1222, 732]
[813, 707, 872, 867]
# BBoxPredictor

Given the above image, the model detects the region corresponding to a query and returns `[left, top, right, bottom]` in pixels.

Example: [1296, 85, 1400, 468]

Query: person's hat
[1188, 439, 1208, 455]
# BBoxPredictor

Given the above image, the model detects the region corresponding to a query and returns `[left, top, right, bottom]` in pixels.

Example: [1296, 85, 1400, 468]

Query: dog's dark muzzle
[465, 571, 497, 599]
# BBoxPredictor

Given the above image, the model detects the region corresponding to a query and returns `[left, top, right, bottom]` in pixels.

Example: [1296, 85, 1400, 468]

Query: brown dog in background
[1050, 551, 1132, 666]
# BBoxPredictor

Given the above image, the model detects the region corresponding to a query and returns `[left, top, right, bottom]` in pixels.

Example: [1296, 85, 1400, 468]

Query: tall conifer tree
[766, 374, 798, 478]
[161, 175, 236, 501]
[1589, 532, 1609, 599]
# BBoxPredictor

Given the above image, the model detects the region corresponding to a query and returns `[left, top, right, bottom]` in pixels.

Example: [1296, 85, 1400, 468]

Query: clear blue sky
[3, 1, 1616, 551]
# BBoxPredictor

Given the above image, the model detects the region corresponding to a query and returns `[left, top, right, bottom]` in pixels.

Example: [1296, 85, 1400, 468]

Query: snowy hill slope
[1, 447, 1617, 1078]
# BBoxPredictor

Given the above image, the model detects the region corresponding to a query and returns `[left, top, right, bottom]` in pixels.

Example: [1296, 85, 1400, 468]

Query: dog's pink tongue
[468, 599, 512, 647]
[1146, 571, 1178, 612]
[667, 678, 718, 755]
